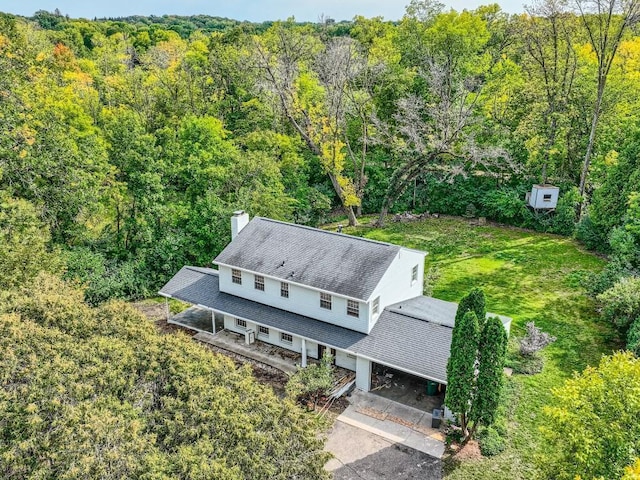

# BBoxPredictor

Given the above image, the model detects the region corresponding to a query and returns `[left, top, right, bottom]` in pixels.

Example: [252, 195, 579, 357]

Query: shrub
[519, 322, 556, 357]
[64, 248, 150, 305]
[286, 353, 334, 409]
[583, 259, 631, 297]
[575, 215, 609, 251]
[481, 188, 529, 224]
[463, 203, 477, 218]
[478, 426, 506, 457]
[627, 317, 640, 356]
[548, 187, 580, 236]
[542, 352, 640, 480]
[597, 276, 640, 329]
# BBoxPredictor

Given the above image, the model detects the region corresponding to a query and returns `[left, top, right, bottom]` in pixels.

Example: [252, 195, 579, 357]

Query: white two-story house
[160, 211, 511, 392]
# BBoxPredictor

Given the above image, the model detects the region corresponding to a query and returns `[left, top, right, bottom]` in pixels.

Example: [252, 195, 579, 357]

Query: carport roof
[160, 266, 462, 383]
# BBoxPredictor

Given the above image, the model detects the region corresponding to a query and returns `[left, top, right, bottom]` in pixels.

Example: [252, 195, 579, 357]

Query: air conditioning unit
[245, 329, 255, 345]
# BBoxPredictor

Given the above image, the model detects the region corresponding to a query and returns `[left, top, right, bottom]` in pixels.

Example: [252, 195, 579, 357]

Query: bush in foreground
[0, 274, 330, 479]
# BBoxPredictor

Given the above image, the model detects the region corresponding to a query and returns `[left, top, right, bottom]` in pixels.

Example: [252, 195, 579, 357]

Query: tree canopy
[0, 274, 331, 479]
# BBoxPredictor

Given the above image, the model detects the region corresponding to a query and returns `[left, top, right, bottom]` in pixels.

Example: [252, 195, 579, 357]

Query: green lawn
[342, 217, 620, 479]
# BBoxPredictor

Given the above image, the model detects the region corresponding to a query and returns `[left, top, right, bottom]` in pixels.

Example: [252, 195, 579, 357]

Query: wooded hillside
[1, 3, 640, 298]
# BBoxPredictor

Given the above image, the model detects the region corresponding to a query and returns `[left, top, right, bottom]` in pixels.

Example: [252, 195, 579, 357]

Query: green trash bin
[426, 380, 439, 396]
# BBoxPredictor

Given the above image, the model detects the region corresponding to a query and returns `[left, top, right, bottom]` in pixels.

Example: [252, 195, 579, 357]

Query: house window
[411, 265, 418, 283]
[320, 292, 332, 310]
[235, 318, 246, 328]
[372, 296, 380, 316]
[280, 332, 293, 344]
[280, 282, 289, 298]
[254, 275, 265, 291]
[347, 299, 359, 317]
[232, 269, 242, 285]
[543, 194, 552, 202]
[258, 325, 269, 337]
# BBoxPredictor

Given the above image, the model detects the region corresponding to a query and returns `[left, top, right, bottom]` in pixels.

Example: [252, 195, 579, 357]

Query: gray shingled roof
[356, 309, 452, 383]
[160, 267, 368, 350]
[213, 217, 401, 300]
[159, 266, 455, 383]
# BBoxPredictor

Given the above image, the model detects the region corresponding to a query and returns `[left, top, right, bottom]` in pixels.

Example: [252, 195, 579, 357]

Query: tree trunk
[345, 205, 358, 227]
[327, 171, 358, 226]
[377, 204, 389, 227]
[578, 82, 605, 214]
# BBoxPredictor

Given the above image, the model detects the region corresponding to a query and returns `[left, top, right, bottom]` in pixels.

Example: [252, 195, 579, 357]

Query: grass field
[342, 216, 620, 479]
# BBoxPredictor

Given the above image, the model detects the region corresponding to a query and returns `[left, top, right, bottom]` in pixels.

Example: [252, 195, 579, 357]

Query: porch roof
[159, 266, 455, 383]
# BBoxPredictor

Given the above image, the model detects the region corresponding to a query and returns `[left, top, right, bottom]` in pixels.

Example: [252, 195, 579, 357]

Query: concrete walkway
[194, 331, 298, 373]
[327, 390, 445, 466]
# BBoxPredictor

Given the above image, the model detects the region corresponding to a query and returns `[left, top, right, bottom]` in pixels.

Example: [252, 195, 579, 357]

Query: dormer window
[254, 275, 265, 291]
[232, 269, 242, 285]
[347, 300, 359, 317]
[320, 292, 332, 310]
[411, 265, 418, 283]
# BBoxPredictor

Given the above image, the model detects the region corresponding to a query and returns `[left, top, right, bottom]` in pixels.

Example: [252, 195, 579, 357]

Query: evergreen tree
[445, 310, 480, 438]
[471, 316, 508, 433]
[455, 288, 487, 327]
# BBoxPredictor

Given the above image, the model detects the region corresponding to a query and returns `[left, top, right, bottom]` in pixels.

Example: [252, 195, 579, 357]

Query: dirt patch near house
[453, 440, 483, 461]
[135, 302, 349, 414]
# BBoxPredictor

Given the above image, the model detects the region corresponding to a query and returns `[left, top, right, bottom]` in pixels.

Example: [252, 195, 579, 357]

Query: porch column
[355, 356, 371, 391]
[211, 310, 215, 333]
[301, 338, 307, 367]
[164, 297, 170, 321]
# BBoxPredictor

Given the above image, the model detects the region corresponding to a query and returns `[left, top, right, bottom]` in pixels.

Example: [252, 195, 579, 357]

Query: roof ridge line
[253, 217, 402, 250]
[384, 305, 454, 329]
[185, 266, 219, 277]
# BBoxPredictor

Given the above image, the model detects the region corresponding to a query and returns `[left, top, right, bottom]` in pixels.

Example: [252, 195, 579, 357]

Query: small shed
[527, 184, 559, 210]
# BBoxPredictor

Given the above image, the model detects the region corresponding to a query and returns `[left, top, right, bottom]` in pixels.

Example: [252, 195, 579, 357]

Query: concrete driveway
[325, 390, 444, 479]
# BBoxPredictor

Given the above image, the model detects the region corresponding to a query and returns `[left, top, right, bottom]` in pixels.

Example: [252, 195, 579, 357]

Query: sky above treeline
[2, 0, 526, 22]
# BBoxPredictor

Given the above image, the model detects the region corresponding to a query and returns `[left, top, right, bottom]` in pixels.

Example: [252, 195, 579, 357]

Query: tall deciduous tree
[373, 62, 513, 225]
[445, 310, 480, 439]
[542, 351, 640, 480]
[521, 0, 579, 183]
[574, 0, 640, 203]
[0, 193, 62, 289]
[252, 22, 360, 226]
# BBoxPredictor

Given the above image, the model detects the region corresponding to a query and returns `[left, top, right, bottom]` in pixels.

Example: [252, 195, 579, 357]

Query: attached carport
[349, 298, 455, 392]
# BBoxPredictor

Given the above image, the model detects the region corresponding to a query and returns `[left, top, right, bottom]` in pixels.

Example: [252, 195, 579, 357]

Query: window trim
[320, 292, 332, 310]
[280, 332, 293, 344]
[235, 318, 246, 328]
[258, 325, 269, 337]
[232, 268, 242, 285]
[254, 274, 265, 291]
[347, 299, 359, 318]
[280, 281, 289, 298]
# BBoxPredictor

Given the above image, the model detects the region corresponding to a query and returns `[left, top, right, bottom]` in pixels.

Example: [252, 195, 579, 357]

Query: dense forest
[1, 1, 640, 477]
[1, 2, 639, 301]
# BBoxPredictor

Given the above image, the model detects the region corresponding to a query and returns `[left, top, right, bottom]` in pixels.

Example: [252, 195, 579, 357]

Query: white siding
[223, 315, 319, 359]
[218, 265, 370, 333]
[355, 356, 372, 391]
[367, 248, 426, 331]
[336, 351, 357, 370]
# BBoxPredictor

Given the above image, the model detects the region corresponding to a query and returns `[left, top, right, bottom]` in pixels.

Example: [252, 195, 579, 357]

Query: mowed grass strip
[341, 217, 620, 479]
